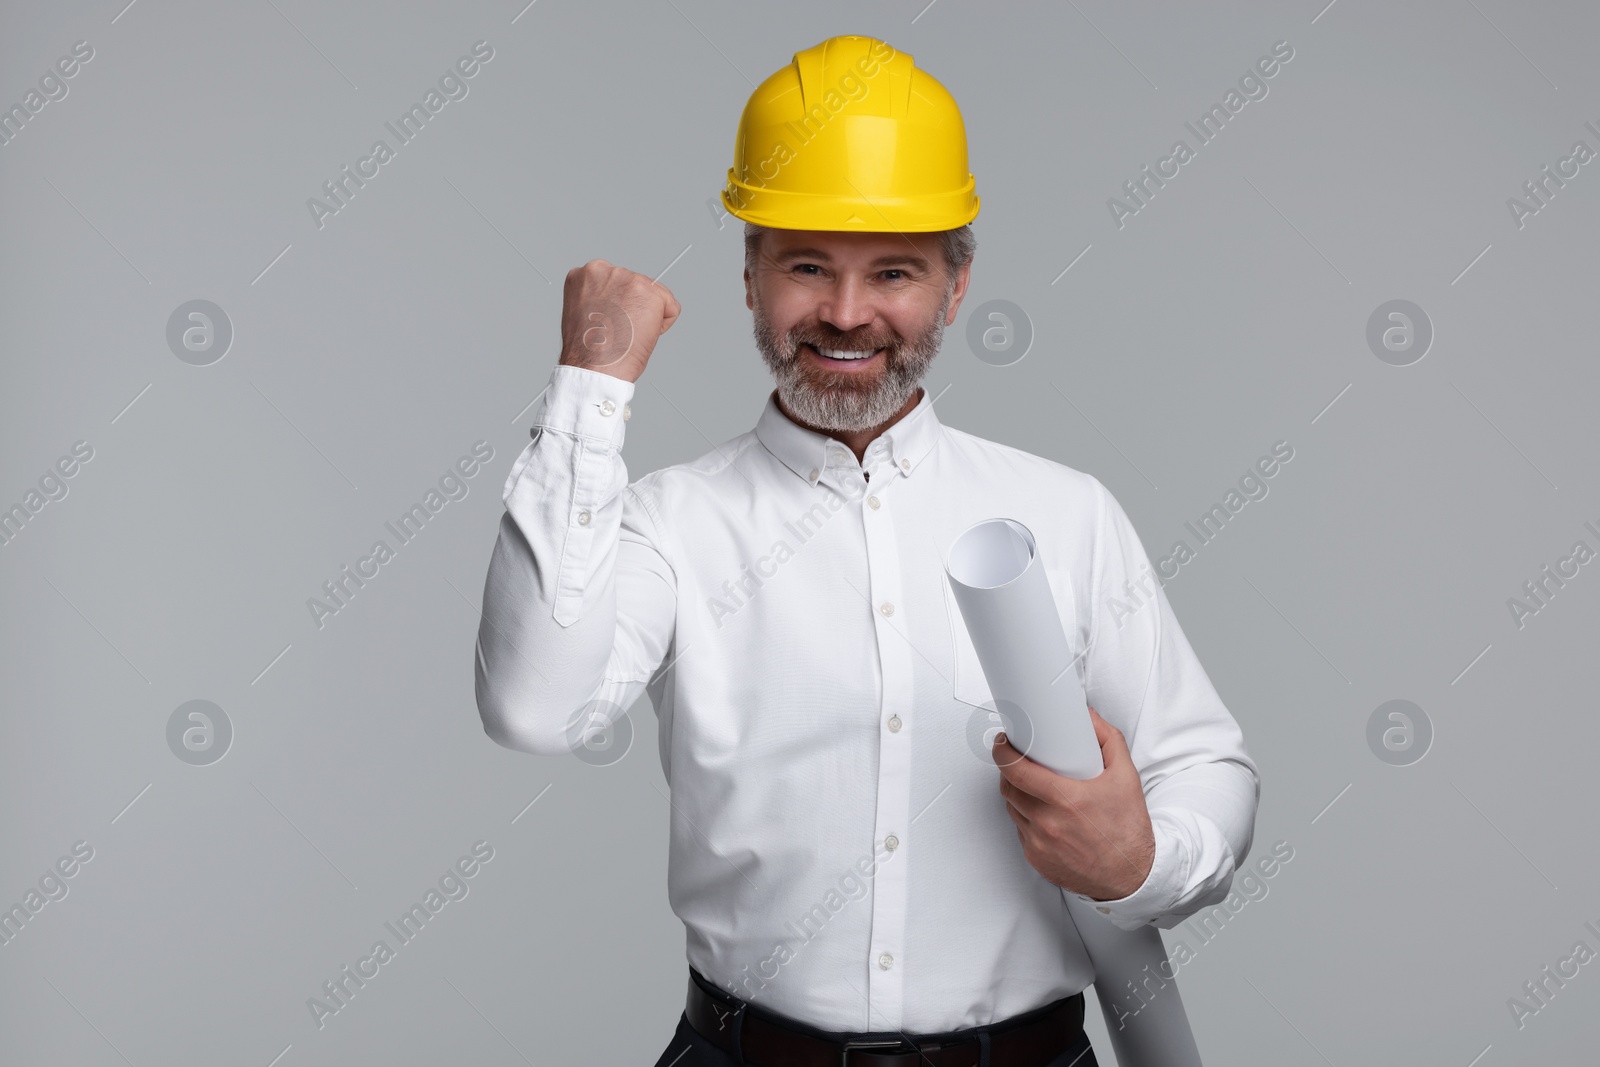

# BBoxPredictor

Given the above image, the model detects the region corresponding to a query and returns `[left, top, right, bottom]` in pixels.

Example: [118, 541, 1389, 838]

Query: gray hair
[744, 221, 975, 293]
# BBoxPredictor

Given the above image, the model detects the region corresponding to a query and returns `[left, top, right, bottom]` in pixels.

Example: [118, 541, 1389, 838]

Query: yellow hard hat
[721, 35, 980, 233]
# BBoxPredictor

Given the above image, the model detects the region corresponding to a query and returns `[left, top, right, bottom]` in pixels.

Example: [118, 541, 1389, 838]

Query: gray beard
[752, 285, 951, 434]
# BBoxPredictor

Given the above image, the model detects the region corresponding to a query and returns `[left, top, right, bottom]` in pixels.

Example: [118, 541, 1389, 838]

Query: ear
[744, 265, 753, 311]
[944, 259, 973, 326]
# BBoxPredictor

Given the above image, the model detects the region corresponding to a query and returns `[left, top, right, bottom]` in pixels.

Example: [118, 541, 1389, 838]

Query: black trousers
[650, 1008, 1101, 1067]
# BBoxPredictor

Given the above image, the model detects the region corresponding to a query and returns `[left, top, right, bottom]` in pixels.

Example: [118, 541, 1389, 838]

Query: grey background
[2, 0, 1596, 1064]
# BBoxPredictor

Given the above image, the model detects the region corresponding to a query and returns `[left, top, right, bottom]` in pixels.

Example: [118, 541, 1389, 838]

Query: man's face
[745, 228, 970, 434]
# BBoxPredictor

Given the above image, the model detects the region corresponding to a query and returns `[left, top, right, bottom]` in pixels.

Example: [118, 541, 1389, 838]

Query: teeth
[815, 345, 877, 361]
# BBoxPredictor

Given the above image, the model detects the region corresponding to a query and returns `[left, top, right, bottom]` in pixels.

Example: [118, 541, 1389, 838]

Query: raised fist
[557, 260, 681, 383]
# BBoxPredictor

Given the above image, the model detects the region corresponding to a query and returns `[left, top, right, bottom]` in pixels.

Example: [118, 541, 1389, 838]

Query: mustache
[789, 328, 899, 354]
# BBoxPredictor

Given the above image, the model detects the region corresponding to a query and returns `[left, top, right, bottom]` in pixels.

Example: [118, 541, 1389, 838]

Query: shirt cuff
[534, 364, 636, 448]
[1068, 809, 1189, 931]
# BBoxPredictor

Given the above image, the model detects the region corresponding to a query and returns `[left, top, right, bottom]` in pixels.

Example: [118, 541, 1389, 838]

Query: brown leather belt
[684, 967, 1086, 1067]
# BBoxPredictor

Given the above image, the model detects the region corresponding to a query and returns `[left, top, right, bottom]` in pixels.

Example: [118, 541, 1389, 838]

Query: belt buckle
[841, 1036, 913, 1064]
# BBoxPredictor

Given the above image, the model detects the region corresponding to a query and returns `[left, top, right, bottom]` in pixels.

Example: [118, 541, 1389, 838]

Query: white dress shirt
[474, 363, 1260, 1033]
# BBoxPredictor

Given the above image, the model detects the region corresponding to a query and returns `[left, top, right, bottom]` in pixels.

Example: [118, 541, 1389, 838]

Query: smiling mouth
[801, 342, 886, 368]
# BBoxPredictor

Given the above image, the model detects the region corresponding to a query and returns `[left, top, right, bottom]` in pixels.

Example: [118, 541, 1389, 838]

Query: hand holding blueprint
[945, 517, 1204, 1067]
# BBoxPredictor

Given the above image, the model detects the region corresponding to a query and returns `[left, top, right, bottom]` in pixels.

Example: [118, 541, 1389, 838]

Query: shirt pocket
[944, 564, 1080, 710]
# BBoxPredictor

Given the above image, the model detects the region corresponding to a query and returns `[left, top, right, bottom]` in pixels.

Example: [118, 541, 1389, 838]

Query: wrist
[558, 355, 638, 384]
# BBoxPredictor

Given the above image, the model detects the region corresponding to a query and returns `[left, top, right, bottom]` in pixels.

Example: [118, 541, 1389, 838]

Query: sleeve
[1069, 476, 1261, 931]
[473, 363, 677, 756]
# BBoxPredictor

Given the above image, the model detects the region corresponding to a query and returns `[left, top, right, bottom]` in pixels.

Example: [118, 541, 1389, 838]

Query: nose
[817, 273, 875, 335]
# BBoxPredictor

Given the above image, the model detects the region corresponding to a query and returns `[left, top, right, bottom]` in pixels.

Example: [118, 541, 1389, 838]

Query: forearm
[1085, 758, 1260, 931]
[474, 365, 638, 755]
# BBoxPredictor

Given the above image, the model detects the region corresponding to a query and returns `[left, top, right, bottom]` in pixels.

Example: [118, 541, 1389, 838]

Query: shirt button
[878, 953, 894, 970]
[576, 510, 591, 526]
[867, 496, 880, 509]
[622, 402, 631, 421]
[808, 468, 820, 481]
[1096, 906, 1111, 914]
[886, 715, 902, 733]
[884, 834, 899, 851]
[878, 602, 895, 617]
[599, 399, 616, 416]
[900, 458, 911, 471]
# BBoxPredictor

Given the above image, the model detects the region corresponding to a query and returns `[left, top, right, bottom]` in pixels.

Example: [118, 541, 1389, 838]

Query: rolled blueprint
[945, 517, 1100, 778]
[945, 517, 1204, 1067]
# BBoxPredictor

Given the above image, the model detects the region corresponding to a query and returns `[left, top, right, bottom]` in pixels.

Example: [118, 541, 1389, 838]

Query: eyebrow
[770, 246, 933, 271]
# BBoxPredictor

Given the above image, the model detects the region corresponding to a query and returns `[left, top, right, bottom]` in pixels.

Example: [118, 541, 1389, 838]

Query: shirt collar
[754, 385, 943, 487]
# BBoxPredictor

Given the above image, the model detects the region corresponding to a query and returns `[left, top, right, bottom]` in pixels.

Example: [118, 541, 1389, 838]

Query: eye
[791, 263, 822, 276]
[881, 269, 906, 281]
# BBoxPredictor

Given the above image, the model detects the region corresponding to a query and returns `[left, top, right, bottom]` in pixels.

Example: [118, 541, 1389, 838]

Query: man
[474, 35, 1258, 1067]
